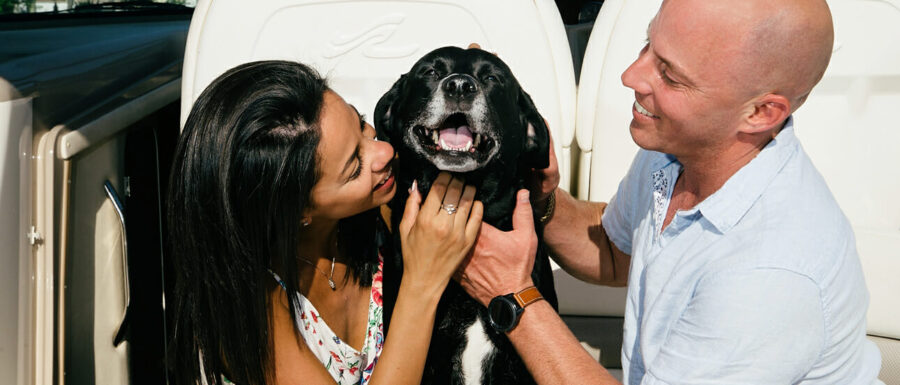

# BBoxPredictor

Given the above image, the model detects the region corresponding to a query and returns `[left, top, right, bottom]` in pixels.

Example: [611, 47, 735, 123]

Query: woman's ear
[374, 74, 407, 143]
[744, 94, 791, 135]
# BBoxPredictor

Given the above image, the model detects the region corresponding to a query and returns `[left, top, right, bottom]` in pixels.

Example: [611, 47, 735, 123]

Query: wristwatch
[488, 286, 544, 333]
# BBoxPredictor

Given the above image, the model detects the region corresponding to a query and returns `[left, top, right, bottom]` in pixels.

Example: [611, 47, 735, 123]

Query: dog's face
[375, 46, 549, 174]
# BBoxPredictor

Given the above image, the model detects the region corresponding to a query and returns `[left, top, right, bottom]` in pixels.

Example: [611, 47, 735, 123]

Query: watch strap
[513, 286, 543, 308]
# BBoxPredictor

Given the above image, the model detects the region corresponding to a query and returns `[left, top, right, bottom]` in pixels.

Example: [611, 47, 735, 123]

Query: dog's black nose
[443, 74, 478, 100]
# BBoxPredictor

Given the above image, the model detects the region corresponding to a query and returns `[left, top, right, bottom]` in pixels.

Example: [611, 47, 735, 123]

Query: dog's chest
[460, 318, 495, 384]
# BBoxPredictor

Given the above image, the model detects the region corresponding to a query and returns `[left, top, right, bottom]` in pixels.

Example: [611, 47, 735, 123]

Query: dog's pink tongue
[439, 126, 473, 147]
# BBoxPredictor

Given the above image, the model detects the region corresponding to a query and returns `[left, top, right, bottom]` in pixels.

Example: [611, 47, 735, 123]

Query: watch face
[489, 297, 516, 330]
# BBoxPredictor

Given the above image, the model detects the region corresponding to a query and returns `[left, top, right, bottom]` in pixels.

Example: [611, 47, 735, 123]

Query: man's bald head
[658, 0, 834, 110]
[741, 0, 834, 109]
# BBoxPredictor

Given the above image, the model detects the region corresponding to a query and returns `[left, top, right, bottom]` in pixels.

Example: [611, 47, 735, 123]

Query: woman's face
[307, 91, 396, 221]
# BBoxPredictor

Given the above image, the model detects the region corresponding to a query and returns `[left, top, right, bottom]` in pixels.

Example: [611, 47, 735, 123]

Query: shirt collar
[651, 116, 800, 233]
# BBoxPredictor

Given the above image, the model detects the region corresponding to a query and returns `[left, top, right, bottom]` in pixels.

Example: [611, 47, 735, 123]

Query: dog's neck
[393, 151, 526, 230]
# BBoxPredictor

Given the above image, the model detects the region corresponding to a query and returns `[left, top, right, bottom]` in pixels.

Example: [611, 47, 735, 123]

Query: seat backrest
[560, 0, 659, 316]
[180, 0, 577, 191]
[575, 0, 660, 202]
[791, 0, 900, 381]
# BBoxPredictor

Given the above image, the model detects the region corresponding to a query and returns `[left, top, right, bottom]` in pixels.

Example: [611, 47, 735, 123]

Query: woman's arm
[272, 173, 481, 385]
[271, 289, 342, 385]
[367, 172, 483, 384]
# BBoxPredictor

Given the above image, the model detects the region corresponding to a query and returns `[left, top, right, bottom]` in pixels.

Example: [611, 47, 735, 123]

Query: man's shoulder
[719, 151, 860, 288]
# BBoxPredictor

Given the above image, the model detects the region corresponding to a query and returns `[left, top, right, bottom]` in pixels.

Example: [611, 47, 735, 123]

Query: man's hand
[529, 125, 560, 210]
[455, 189, 536, 306]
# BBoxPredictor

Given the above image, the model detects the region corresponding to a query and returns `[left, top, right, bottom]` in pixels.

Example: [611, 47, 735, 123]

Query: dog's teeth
[474, 134, 481, 147]
[432, 130, 440, 144]
[463, 141, 472, 152]
[439, 138, 447, 150]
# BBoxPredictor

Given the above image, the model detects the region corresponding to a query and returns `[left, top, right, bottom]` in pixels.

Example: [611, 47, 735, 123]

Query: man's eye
[660, 69, 677, 85]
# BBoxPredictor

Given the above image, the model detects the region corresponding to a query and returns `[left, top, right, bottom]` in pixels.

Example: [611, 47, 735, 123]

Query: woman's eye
[349, 155, 363, 180]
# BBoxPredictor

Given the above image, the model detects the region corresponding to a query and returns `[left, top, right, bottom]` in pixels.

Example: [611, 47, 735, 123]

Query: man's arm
[457, 191, 622, 384]
[540, 188, 630, 286]
[526, 130, 630, 286]
[507, 299, 621, 384]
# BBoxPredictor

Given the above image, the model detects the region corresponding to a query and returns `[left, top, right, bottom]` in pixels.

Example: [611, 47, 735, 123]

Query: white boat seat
[793, 1, 900, 382]
[574, 0, 659, 202]
[560, 0, 661, 317]
[181, 0, 578, 191]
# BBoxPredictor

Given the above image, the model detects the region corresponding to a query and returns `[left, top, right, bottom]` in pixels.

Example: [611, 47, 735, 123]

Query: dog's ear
[374, 74, 407, 143]
[518, 87, 550, 169]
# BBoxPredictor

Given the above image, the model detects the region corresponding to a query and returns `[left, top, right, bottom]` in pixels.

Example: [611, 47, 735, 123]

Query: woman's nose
[370, 135, 394, 172]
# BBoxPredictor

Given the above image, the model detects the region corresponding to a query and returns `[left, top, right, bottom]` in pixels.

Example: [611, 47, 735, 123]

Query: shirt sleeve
[602, 150, 651, 255]
[641, 268, 826, 385]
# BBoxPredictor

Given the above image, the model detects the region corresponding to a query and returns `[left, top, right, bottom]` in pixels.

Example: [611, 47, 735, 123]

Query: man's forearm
[541, 189, 628, 286]
[507, 300, 621, 384]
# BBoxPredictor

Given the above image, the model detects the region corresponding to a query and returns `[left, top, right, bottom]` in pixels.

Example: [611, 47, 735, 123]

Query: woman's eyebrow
[350, 104, 365, 130]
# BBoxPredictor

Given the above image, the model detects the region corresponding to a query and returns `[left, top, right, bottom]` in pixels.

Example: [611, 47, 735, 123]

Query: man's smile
[634, 100, 660, 119]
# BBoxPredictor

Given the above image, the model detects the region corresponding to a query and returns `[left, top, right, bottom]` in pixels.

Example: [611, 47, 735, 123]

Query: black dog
[375, 46, 558, 384]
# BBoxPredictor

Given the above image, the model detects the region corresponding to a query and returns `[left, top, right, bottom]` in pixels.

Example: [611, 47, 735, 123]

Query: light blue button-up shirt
[603, 118, 883, 384]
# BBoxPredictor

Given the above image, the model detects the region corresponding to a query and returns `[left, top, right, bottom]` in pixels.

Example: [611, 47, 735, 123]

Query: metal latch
[26, 226, 42, 245]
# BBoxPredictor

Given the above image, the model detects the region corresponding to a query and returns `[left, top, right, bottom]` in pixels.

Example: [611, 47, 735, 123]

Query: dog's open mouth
[413, 113, 495, 158]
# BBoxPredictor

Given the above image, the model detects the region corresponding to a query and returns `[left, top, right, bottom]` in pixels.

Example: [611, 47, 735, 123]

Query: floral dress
[271, 255, 385, 385]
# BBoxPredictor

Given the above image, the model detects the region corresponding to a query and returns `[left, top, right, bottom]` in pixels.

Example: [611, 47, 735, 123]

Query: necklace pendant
[328, 279, 336, 290]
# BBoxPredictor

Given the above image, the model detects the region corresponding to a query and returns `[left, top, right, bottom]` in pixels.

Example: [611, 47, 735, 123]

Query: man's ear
[743, 94, 791, 135]
[518, 87, 550, 169]
[374, 74, 407, 143]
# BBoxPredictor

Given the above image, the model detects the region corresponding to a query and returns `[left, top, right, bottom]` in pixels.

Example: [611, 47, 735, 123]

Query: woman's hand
[398, 172, 483, 300]
[370, 173, 482, 385]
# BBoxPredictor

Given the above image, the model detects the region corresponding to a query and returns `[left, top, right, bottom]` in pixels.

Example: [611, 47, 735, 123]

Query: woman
[167, 60, 482, 385]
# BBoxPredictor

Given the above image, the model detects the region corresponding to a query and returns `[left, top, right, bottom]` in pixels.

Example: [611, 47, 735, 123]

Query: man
[457, 0, 884, 383]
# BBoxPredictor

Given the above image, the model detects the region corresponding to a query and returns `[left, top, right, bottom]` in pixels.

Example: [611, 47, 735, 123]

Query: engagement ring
[441, 203, 458, 215]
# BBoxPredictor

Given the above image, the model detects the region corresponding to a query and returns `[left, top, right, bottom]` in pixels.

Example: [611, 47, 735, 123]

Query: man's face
[621, 0, 752, 158]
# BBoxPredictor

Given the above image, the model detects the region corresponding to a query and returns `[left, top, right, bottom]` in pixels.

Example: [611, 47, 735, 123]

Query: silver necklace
[298, 256, 336, 290]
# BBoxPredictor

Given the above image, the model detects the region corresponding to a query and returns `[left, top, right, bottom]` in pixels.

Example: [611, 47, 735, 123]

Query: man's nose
[621, 50, 653, 95]
[443, 74, 478, 101]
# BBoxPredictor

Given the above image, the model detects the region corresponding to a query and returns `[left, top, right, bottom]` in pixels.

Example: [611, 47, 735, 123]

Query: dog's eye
[483, 75, 498, 82]
[425, 69, 438, 78]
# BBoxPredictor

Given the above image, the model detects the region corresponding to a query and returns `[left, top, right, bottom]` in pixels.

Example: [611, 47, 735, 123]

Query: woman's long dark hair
[167, 60, 382, 385]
